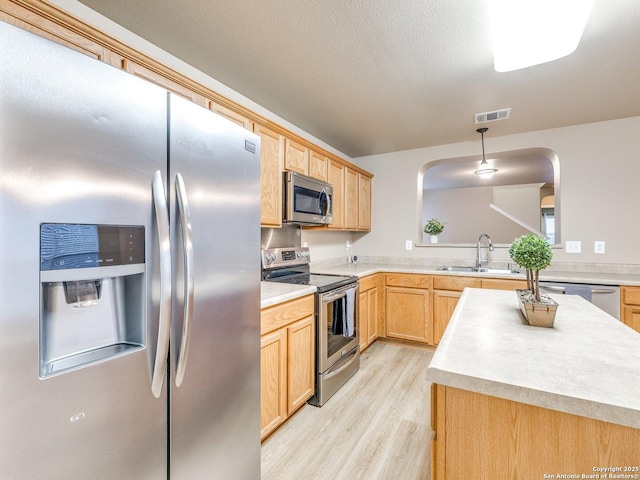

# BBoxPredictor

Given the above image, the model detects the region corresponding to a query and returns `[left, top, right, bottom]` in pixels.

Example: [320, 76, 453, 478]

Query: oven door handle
[324, 349, 359, 380]
[323, 291, 347, 304]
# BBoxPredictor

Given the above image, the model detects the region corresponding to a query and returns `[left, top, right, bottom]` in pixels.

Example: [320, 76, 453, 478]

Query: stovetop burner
[261, 247, 357, 293]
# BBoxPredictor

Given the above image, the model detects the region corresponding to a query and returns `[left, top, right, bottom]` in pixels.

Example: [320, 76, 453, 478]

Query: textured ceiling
[76, 0, 640, 158]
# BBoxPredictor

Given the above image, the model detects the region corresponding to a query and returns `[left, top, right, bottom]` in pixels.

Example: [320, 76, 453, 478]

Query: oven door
[285, 171, 333, 225]
[318, 283, 359, 373]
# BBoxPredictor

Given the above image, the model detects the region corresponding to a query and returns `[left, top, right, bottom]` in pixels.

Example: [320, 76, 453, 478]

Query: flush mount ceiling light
[489, 0, 595, 72]
[475, 128, 497, 179]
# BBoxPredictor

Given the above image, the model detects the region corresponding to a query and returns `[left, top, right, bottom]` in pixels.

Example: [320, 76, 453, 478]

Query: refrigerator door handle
[151, 170, 172, 398]
[174, 173, 194, 387]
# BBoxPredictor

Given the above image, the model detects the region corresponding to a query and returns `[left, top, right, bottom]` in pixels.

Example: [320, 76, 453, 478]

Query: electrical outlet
[565, 241, 581, 253]
[594, 241, 605, 254]
[405, 240, 413, 250]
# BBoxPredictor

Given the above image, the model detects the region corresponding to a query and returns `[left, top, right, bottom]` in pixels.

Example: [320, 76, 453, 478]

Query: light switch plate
[405, 240, 413, 250]
[565, 241, 581, 253]
[594, 241, 605, 254]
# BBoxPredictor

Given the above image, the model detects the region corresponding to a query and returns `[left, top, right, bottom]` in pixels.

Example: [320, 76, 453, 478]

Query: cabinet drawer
[433, 276, 481, 291]
[261, 295, 314, 335]
[622, 286, 640, 306]
[481, 278, 527, 291]
[359, 274, 378, 292]
[385, 273, 432, 289]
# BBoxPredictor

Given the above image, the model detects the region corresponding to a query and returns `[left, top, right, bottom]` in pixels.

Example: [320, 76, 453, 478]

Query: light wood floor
[261, 340, 435, 480]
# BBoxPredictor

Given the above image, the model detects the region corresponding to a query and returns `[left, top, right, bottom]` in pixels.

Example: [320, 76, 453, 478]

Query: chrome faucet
[476, 233, 494, 268]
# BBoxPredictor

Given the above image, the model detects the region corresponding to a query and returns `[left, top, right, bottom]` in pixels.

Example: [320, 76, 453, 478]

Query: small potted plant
[508, 234, 556, 327]
[423, 218, 445, 243]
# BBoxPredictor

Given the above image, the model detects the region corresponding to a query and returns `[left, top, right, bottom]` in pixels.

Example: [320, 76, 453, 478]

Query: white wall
[351, 116, 640, 267]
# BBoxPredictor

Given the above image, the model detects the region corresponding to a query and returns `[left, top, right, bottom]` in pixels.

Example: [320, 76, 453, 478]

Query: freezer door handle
[174, 173, 194, 387]
[151, 170, 172, 398]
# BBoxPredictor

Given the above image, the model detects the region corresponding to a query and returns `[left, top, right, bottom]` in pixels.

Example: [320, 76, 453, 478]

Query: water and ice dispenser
[39, 223, 145, 377]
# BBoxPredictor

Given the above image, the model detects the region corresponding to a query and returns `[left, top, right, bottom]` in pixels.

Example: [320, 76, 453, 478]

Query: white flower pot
[430, 235, 438, 244]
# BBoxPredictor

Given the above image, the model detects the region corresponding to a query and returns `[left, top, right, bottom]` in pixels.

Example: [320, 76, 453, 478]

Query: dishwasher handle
[540, 285, 617, 295]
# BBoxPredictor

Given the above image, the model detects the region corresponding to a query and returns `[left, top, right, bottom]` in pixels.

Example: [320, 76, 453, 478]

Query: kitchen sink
[437, 266, 522, 275]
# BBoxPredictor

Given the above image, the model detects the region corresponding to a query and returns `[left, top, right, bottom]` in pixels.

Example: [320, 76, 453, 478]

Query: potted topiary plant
[508, 233, 557, 327]
[424, 218, 445, 243]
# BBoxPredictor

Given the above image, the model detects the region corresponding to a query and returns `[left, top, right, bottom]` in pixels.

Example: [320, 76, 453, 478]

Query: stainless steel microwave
[284, 171, 333, 225]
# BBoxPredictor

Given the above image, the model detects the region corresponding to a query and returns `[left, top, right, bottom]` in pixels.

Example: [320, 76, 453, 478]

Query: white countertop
[262, 261, 640, 309]
[311, 262, 640, 286]
[425, 288, 640, 429]
[260, 282, 316, 309]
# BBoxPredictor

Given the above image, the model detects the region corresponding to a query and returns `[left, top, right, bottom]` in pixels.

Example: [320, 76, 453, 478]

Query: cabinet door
[367, 287, 379, 344]
[358, 173, 371, 231]
[344, 167, 359, 230]
[260, 329, 287, 440]
[284, 138, 309, 175]
[385, 286, 429, 343]
[0, 3, 113, 64]
[433, 290, 462, 344]
[309, 150, 328, 181]
[255, 124, 284, 227]
[122, 59, 208, 107]
[287, 315, 315, 415]
[358, 290, 369, 352]
[622, 305, 640, 334]
[327, 160, 345, 230]
[210, 101, 253, 131]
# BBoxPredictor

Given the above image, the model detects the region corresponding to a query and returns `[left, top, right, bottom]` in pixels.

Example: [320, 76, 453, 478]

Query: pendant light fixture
[475, 127, 497, 179]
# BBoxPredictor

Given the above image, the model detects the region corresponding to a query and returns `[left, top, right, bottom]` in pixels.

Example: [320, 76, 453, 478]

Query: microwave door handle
[151, 170, 172, 398]
[319, 188, 329, 217]
[174, 173, 194, 388]
[324, 189, 331, 217]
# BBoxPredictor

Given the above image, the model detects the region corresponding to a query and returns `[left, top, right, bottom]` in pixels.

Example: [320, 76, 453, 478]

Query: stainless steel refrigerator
[0, 21, 261, 479]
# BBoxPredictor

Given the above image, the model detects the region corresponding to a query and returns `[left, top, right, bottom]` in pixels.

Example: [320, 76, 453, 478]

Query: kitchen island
[426, 288, 640, 479]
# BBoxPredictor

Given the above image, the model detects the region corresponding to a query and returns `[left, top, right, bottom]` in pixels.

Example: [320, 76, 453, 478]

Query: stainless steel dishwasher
[540, 282, 620, 320]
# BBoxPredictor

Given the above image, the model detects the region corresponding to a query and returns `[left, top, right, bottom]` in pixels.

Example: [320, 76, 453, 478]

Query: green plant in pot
[424, 218, 445, 243]
[508, 234, 557, 326]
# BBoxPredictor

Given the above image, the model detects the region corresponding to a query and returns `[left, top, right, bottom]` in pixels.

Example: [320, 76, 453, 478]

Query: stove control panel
[261, 247, 310, 270]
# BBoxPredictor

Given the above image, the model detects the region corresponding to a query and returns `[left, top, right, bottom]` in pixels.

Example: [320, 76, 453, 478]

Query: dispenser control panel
[40, 223, 144, 271]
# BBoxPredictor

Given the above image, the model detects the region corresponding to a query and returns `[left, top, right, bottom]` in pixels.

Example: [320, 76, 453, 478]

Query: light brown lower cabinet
[432, 276, 481, 345]
[431, 384, 640, 480]
[384, 274, 433, 344]
[432, 276, 527, 344]
[260, 294, 315, 440]
[358, 274, 379, 352]
[621, 285, 640, 334]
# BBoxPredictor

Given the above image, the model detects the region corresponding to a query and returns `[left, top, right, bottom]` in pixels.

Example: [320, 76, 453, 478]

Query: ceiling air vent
[474, 108, 511, 124]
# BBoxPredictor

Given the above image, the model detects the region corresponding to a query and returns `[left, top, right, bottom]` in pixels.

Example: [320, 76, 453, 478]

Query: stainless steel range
[261, 246, 360, 406]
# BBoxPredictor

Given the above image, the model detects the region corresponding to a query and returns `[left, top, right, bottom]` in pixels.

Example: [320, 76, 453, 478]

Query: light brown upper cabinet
[308, 150, 328, 182]
[122, 59, 208, 107]
[284, 138, 309, 175]
[327, 160, 345, 230]
[358, 173, 371, 231]
[328, 163, 372, 232]
[255, 124, 284, 228]
[344, 167, 359, 230]
[0, 1, 115, 65]
[210, 101, 254, 131]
